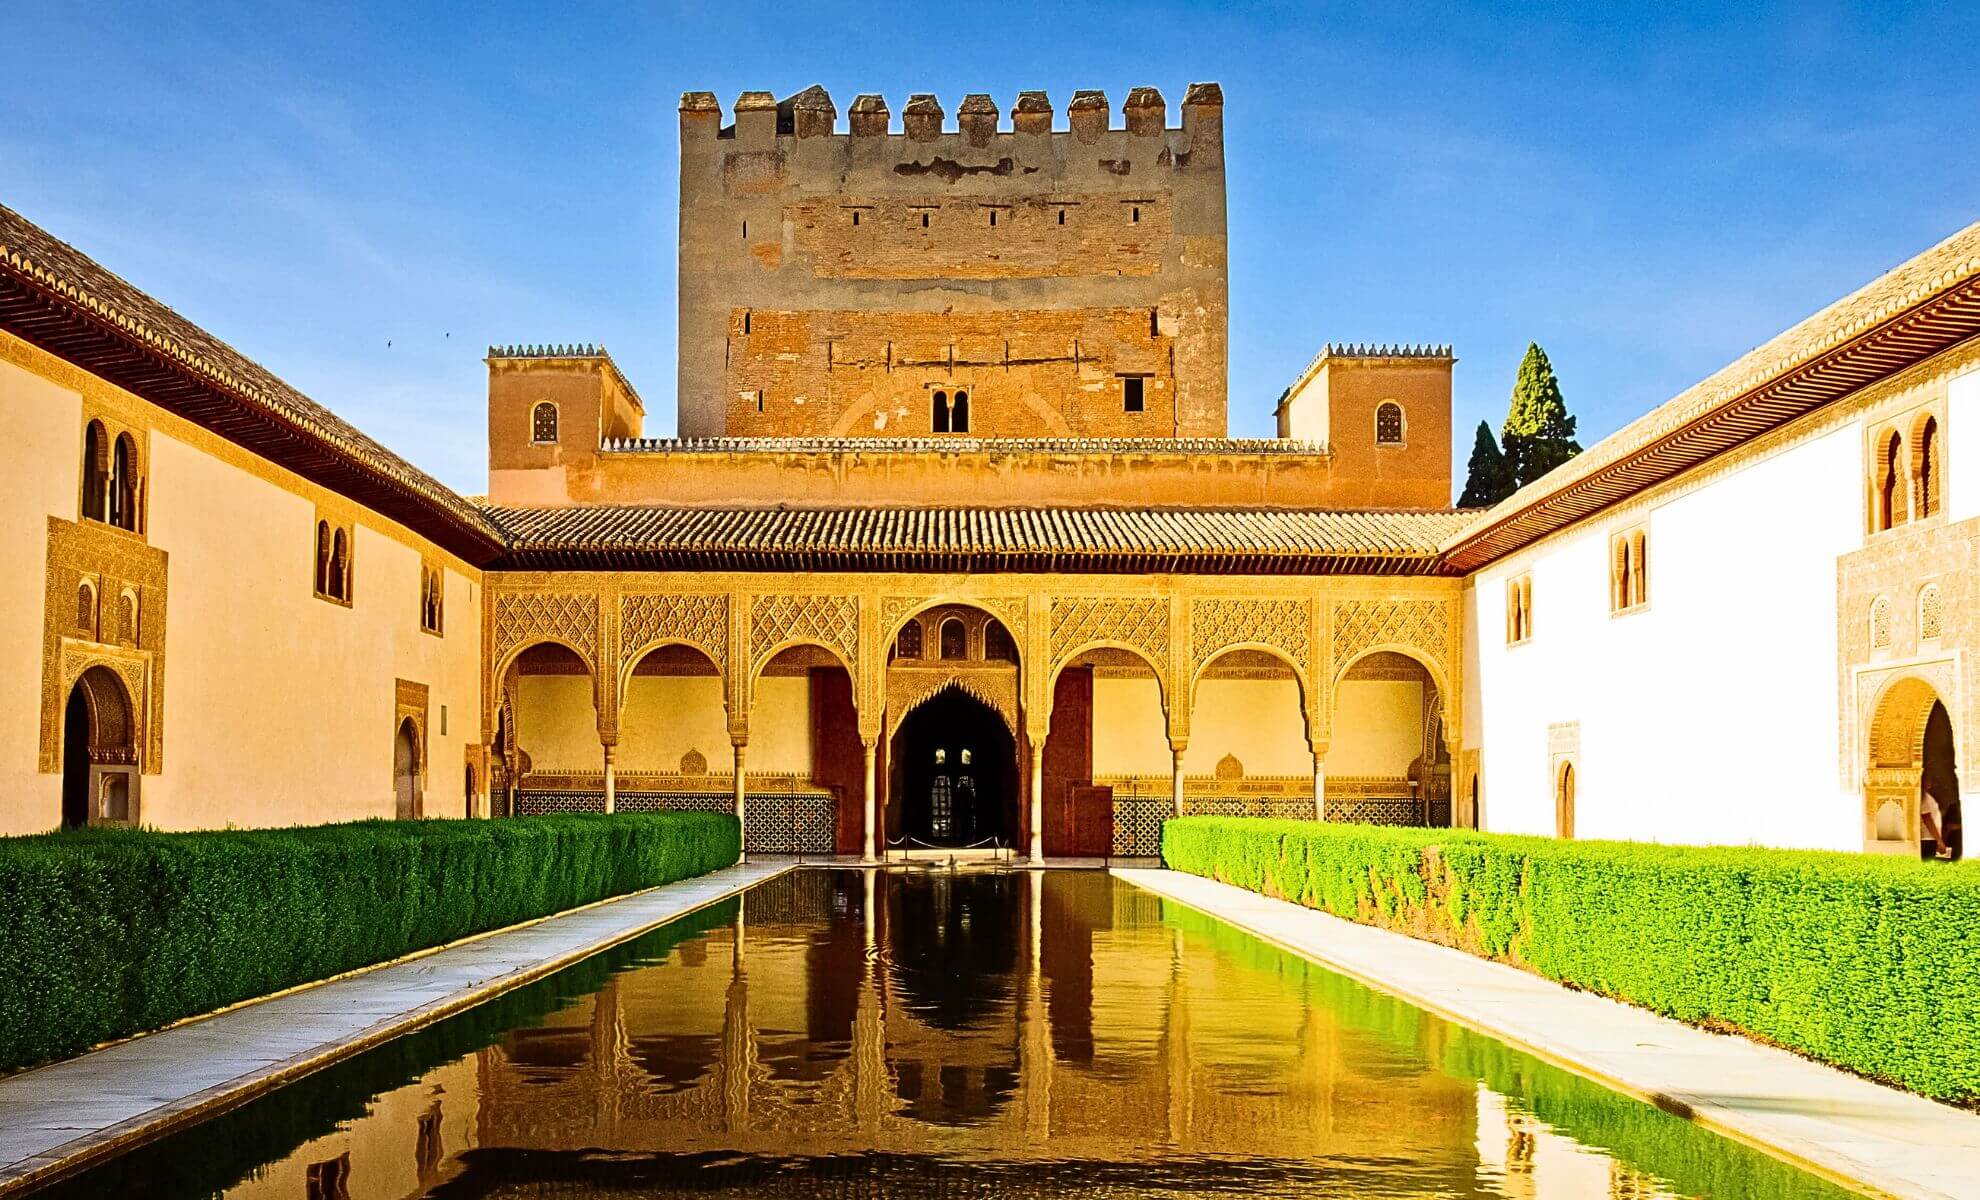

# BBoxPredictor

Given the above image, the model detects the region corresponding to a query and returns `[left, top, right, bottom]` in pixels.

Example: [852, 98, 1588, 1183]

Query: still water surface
[47, 869, 1855, 1199]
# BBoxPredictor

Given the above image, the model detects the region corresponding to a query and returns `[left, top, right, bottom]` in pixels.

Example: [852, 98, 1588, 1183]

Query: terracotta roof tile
[487, 504, 1473, 575]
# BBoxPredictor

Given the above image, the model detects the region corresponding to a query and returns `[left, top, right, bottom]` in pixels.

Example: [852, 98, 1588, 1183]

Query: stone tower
[676, 84, 1228, 439]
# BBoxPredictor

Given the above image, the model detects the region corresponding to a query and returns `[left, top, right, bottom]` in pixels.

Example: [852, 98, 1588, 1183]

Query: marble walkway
[0, 858, 793, 1194]
[1116, 866, 1980, 1200]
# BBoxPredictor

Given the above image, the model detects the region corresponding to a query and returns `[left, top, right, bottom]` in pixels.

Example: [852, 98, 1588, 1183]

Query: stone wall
[677, 85, 1228, 439]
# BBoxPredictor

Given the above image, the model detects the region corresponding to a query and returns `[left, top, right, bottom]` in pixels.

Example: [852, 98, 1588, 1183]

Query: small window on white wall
[1505, 574, 1533, 645]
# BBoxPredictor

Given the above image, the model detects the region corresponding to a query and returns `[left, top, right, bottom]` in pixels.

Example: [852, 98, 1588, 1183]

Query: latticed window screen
[1920, 585, 1943, 640]
[531, 402, 558, 443]
[1870, 597, 1892, 649]
[1375, 402, 1405, 444]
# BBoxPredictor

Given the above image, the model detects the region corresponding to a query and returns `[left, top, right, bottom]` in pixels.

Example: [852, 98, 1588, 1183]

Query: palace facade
[1, 84, 1972, 860]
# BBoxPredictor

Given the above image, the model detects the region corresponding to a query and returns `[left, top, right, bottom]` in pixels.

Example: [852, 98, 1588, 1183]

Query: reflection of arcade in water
[104, 869, 1849, 1199]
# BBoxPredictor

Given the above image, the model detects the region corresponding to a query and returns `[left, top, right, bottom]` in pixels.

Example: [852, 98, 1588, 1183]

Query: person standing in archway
[1920, 772, 1950, 860]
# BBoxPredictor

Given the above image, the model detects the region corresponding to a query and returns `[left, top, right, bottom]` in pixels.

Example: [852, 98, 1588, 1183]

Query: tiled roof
[487, 505, 1473, 574]
[1443, 218, 1980, 570]
[602, 436, 1330, 456]
[0, 204, 506, 561]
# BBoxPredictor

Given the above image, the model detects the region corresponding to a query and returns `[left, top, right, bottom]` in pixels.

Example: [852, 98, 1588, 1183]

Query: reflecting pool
[41, 869, 1856, 1198]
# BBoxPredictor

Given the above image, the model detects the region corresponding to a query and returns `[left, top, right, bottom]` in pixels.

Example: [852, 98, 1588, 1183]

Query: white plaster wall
[1466, 421, 1861, 848]
[143, 431, 485, 829]
[0, 359, 82, 833]
[1946, 365, 1980, 525]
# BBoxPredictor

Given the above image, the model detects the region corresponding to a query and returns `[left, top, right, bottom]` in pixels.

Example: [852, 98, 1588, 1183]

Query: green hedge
[1162, 816, 1980, 1105]
[0, 812, 739, 1073]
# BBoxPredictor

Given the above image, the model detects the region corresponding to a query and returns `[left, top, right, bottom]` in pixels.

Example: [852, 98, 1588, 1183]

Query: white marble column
[1029, 741, 1046, 864]
[732, 740, 748, 862]
[861, 741, 878, 863]
[1170, 743, 1187, 819]
[1312, 753, 1326, 821]
[602, 743, 617, 815]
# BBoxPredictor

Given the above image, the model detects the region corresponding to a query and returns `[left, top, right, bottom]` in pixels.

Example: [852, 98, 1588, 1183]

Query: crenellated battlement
[678, 83, 1223, 146]
[1320, 343, 1456, 361]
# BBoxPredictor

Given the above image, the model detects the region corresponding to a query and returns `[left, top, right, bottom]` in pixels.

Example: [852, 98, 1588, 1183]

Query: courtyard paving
[0, 858, 792, 1194]
[1117, 867, 1980, 1200]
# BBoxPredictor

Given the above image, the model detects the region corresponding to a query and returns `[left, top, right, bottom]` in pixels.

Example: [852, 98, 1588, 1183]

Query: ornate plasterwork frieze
[886, 664, 1021, 735]
[1049, 596, 1169, 679]
[1331, 598, 1453, 680]
[492, 590, 599, 671]
[41, 516, 168, 774]
[749, 593, 859, 673]
[1189, 597, 1310, 673]
[621, 592, 729, 674]
[881, 593, 1028, 647]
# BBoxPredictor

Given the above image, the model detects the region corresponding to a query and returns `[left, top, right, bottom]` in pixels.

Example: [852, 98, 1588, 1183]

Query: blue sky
[4, 2, 1977, 495]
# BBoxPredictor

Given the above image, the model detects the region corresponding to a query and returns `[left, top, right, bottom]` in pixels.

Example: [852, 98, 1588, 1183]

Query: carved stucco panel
[492, 590, 600, 671]
[1049, 596, 1170, 679]
[750, 593, 859, 673]
[1189, 597, 1310, 672]
[621, 592, 729, 674]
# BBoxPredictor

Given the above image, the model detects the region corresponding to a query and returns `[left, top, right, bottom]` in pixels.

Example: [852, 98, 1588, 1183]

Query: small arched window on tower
[81, 420, 110, 523]
[951, 390, 970, 433]
[1375, 402, 1405, 446]
[931, 391, 950, 434]
[1913, 414, 1941, 519]
[1876, 429, 1903, 531]
[531, 402, 559, 445]
[939, 617, 967, 660]
[896, 619, 924, 659]
[1610, 526, 1648, 613]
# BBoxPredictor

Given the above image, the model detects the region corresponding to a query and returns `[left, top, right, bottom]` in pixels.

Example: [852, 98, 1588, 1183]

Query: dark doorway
[394, 718, 421, 820]
[890, 688, 1015, 849]
[1924, 701, 1961, 861]
[61, 683, 91, 829]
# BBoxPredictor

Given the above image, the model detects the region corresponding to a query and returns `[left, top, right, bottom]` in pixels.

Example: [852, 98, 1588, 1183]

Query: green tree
[1458, 420, 1516, 507]
[1500, 343, 1582, 487]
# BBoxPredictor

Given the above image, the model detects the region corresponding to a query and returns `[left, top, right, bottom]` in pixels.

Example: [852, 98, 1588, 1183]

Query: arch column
[1027, 723, 1048, 864]
[861, 737, 878, 863]
[731, 736, 748, 862]
[601, 739, 618, 814]
[1168, 738, 1187, 819]
[1310, 739, 1329, 821]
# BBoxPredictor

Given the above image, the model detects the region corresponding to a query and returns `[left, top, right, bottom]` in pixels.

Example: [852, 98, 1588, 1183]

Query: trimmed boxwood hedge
[1162, 816, 1980, 1105]
[0, 811, 739, 1074]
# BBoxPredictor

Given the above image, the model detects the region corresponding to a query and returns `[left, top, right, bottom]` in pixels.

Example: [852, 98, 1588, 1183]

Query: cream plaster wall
[1329, 679, 1424, 776]
[1091, 675, 1171, 775]
[518, 673, 811, 775]
[1183, 677, 1311, 776]
[0, 359, 82, 833]
[1947, 366, 1980, 525]
[1464, 420, 1861, 848]
[620, 676, 733, 773]
[141, 431, 485, 829]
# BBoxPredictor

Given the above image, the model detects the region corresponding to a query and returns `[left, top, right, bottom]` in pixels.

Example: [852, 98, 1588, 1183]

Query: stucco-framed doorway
[1863, 673, 1961, 858]
[59, 664, 140, 829]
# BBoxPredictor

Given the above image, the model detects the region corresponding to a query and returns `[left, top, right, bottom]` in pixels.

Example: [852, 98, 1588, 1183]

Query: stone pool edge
[0, 858, 794, 1197]
[1115, 866, 1979, 1200]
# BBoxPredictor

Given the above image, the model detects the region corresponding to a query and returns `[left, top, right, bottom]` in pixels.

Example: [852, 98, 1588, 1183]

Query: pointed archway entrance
[60, 665, 138, 829]
[888, 687, 1017, 850]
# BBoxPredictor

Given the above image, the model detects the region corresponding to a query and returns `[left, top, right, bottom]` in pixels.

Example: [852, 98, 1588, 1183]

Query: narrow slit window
[921, 212, 930, 228]
[741, 219, 748, 239]
[851, 210, 860, 226]
[1131, 206, 1140, 223]
[742, 310, 751, 335]
[1057, 208, 1066, 225]
[988, 209, 998, 227]
[1122, 376, 1145, 413]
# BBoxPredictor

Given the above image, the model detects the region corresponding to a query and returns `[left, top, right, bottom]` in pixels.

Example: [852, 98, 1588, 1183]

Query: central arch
[888, 685, 1017, 849]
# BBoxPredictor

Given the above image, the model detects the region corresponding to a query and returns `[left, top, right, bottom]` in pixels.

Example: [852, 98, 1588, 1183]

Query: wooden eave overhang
[1442, 224, 1980, 572]
[0, 207, 507, 564]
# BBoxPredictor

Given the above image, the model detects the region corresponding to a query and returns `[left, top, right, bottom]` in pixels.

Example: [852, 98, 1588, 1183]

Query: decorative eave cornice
[601, 435, 1332, 458]
[0, 204, 506, 563]
[1442, 219, 1980, 571]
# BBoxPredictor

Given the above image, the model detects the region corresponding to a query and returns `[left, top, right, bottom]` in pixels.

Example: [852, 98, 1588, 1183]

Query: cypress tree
[1500, 343, 1582, 487]
[1458, 420, 1516, 507]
